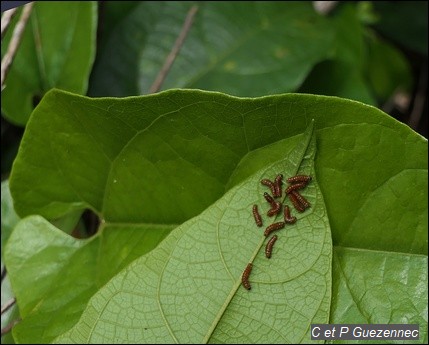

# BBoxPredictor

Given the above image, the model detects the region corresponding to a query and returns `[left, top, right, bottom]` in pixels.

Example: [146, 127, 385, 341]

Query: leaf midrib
[202, 120, 314, 343]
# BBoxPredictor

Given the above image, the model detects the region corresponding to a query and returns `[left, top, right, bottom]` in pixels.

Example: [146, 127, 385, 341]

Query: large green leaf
[1, 1, 97, 125]
[10, 90, 427, 255]
[6, 89, 427, 343]
[89, 1, 334, 97]
[52, 121, 333, 343]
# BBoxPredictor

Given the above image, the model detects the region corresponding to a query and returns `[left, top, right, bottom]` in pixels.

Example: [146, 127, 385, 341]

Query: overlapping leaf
[6, 89, 427, 343]
[51, 122, 332, 343]
[5, 217, 173, 343]
[10, 90, 427, 255]
[89, 2, 334, 97]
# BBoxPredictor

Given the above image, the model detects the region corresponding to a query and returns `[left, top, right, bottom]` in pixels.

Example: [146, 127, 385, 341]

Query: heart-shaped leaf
[10, 90, 427, 256]
[6, 89, 427, 343]
[1, 2, 97, 125]
[51, 121, 333, 343]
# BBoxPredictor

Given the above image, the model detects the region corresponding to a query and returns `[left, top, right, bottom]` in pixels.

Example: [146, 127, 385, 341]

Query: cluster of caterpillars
[241, 174, 312, 291]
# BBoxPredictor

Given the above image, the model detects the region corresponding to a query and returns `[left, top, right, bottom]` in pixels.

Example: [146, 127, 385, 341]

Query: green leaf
[330, 247, 428, 344]
[298, 4, 376, 105]
[5, 216, 173, 343]
[1, 181, 20, 343]
[1, 1, 97, 126]
[363, 33, 412, 101]
[1, 180, 20, 256]
[10, 90, 427, 255]
[48, 209, 83, 235]
[89, 2, 334, 97]
[331, 3, 366, 69]
[7, 89, 427, 343]
[2, 177, 82, 244]
[298, 60, 376, 105]
[97, 1, 139, 49]
[300, 3, 412, 105]
[51, 121, 332, 343]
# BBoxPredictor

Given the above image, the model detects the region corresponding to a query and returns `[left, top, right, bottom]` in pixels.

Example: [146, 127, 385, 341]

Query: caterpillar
[267, 201, 282, 217]
[241, 263, 253, 290]
[261, 179, 276, 196]
[283, 205, 297, 224]
[252, 205, 262, 227]
[274, 174, 283, 198]
[286, 175, 312, 184]
[285, 182, 307, 195]
[265, 235, 278, 259]
[288, 192, 305, 213]
[263, 192, 275, 205]
[264, 221, 285, 237]
[291, 190, 310, 209]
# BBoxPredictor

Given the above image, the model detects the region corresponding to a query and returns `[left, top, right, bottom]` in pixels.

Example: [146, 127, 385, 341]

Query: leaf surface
[1, 1, 97, 125]
[10, 89, 427, 255]
[5, 217, 172, 343]
[1, 180, 20, 256]
[90, 2, 334, 97]
[52, 122, 333, 343]
[330, 247, 428, 344]
[6, 89, 427, 343]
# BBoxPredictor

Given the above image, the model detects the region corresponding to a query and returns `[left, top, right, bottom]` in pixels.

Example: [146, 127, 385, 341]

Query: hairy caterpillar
[241, 263, 253, 290]
[283, 205, 297, 224]
[252, 205, 263, 227]
[264, 221, 285, 237]
[265, 235, 278, 258]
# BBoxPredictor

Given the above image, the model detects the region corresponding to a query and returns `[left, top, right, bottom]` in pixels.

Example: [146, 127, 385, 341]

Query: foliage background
[1, 1, 427, 344]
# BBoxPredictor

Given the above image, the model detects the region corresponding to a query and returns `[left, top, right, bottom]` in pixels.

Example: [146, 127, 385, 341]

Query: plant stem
[1, 298, 16, 315]
[1, 318, 20, 336]
[1, 7, 18, 39]
[149, 5, 199, 93]
[1, 2, 34, 90]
